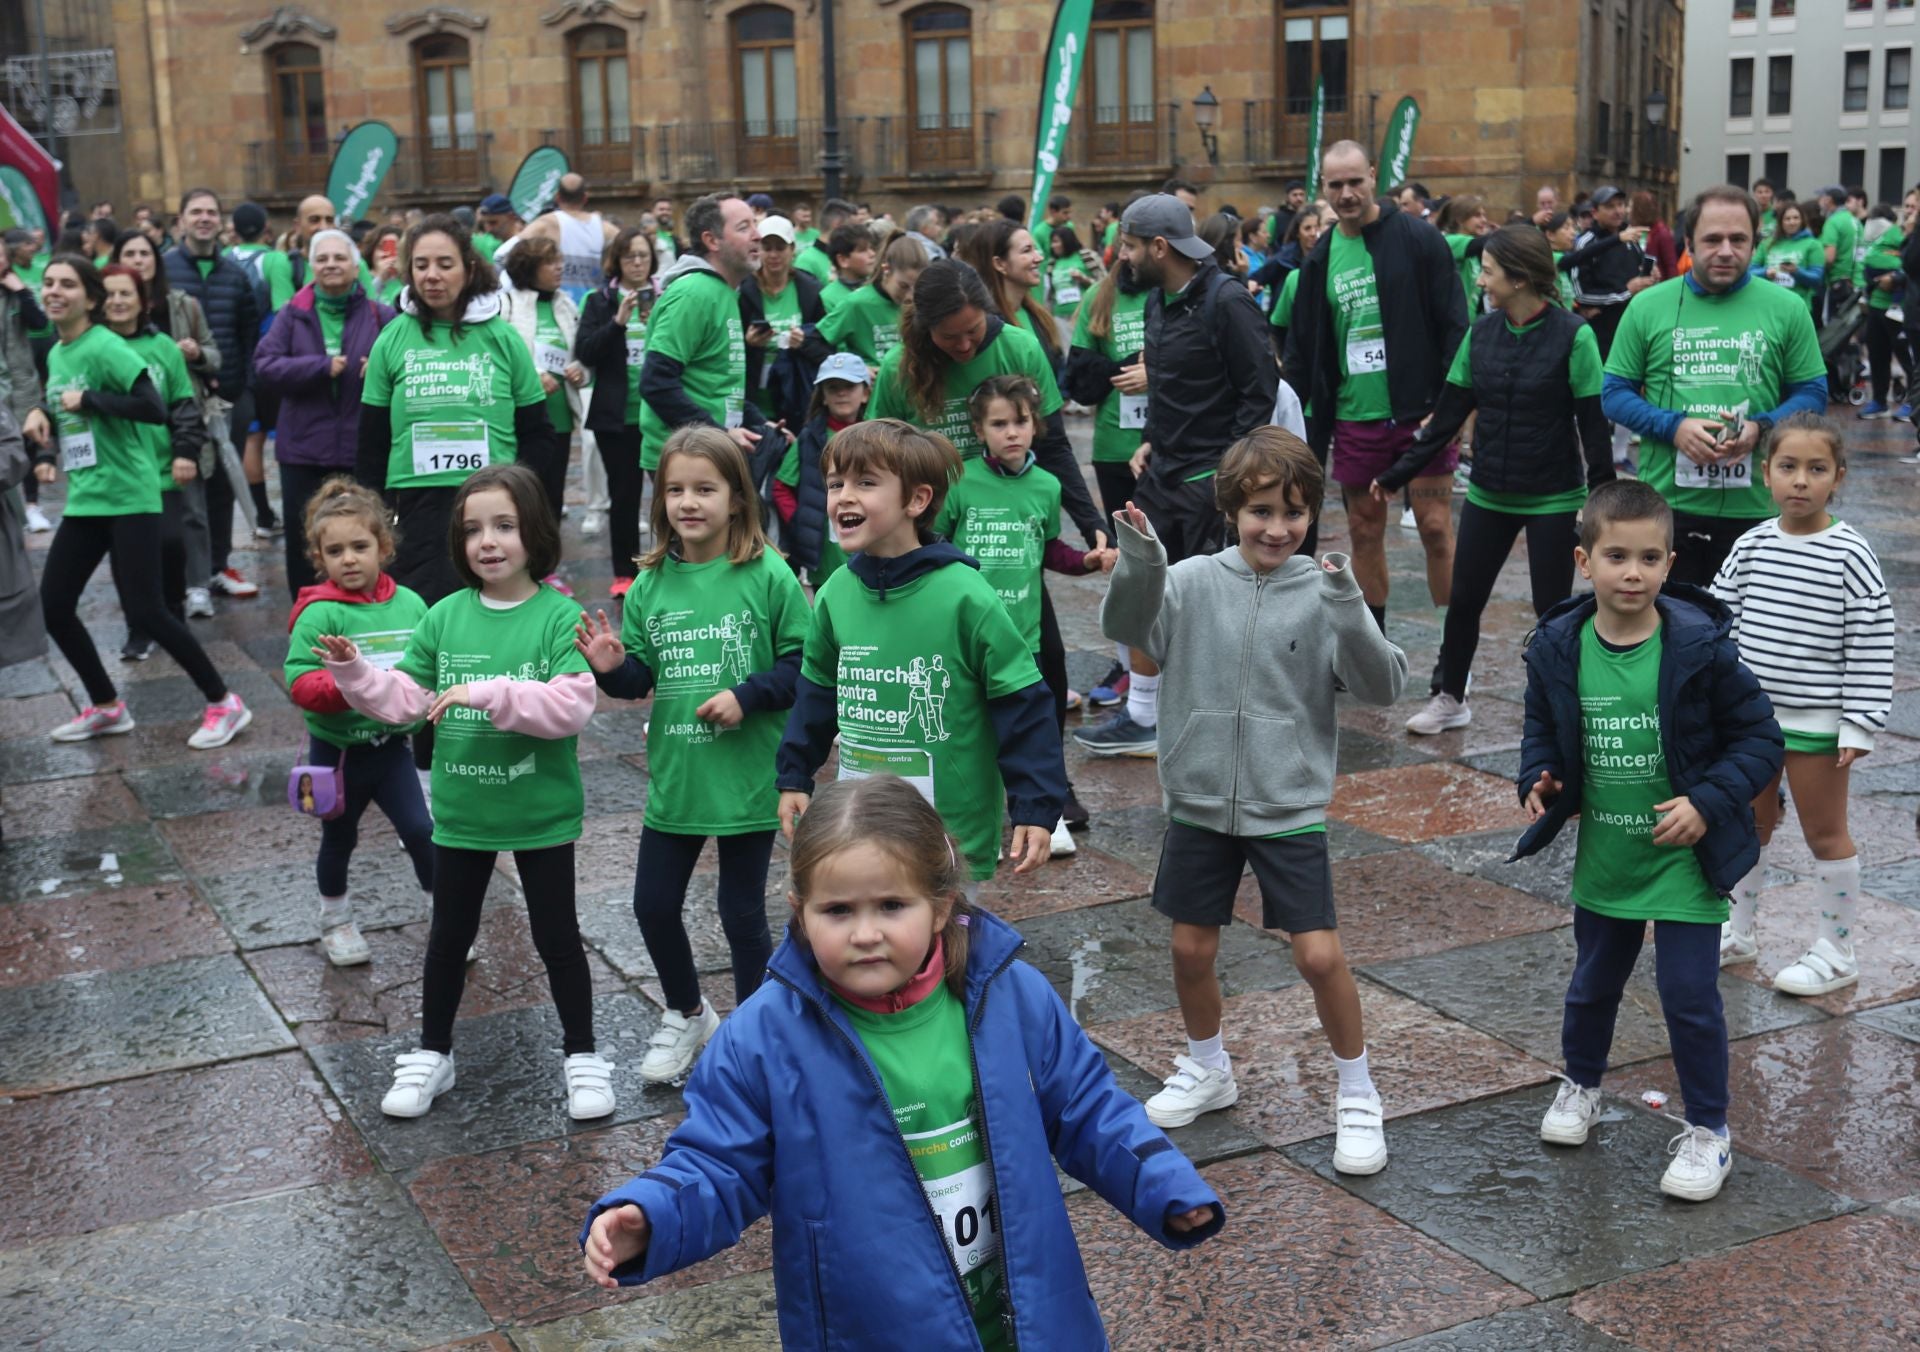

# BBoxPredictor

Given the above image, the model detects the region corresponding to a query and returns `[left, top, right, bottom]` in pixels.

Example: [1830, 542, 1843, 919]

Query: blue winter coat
[1511, 583, 1783, 894]
[581, 908, 1225, 1350]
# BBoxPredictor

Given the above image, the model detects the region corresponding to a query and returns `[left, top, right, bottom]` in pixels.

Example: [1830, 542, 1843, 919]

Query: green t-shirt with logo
[815, 284, 901, 368]
[1864, 227, 1905, 313]
[1604, 276, 1825, 519]
[47, 324, 162, 517]
[868, 323, 1063, 459]
[1070, 286, 1149, 465]
[362, 313, 544, 490]
[120, 329, 198, 494]
[933, 456, 1061, 650]
[835, 980, 1009, 1351]
[618, 548, 810, 835]
[1049, 257, 1088, 317]
[802, 561, 1042, 880]
[639, 268, 747, 471]
[285, 585, 431, 747]
[1819, 209, 1863, 288]
[1327, 228, 1393, 423]
[753, 280, 806, 418]
[1570, 621, 1728, 924]
[1448, 313, 1602, 516]
[775, 426, 850, 583]
[623, 302, 649, 426]
[1755, 235, 1825, 312]
[395, 586, 591, 850]
[820, 278, 857, 312]
[534, 298, 574, 435]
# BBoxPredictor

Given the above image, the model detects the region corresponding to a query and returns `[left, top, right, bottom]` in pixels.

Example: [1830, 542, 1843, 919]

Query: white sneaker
[1772, 936, 1859, 996]
[1333, 1091, 1388, 1175]
[49, 701, 136, 742]
[210, 567, 260, 598]
[1399, 506, 1417, 530]
[1050, 817, 1076, 857]
[1660, 1119, 1732, 1202]
[320, 922, 371, 967]
[1142, 1055, 1238, 1128]
[187, 694, 252, 750]
[185, 586, 215, 618]
[565, 1052, 617, 1119]
[1405, 692, 1471, 735]
[24, 503, 51, 533]
[381, 1049, 454, 1117]
[1539, 1074, 1604, 1146]
[581, 510, 605, 539]
[1719, 923, 1759, 967]
[638, 1003, 721, 1083]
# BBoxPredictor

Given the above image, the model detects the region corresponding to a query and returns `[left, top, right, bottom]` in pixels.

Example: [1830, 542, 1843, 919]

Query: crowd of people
[0, 142, 1903, 1346]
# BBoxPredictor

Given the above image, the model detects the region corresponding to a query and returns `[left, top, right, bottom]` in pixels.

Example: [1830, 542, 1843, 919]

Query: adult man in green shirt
[1599, 184, 1827, 587]
[1752, 179, 1778, 239]
[1817, 186, 1863, 311]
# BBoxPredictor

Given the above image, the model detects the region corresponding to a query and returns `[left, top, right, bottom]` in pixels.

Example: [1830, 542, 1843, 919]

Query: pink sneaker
[188, 694, 252, 749]
[49, 701, 136, 742]
[543, 573, 576, 598]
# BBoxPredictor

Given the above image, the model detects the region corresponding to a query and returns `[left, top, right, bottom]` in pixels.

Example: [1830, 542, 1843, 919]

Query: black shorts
[1134, 464, 1224, 564]
[230, 386, 280, 437]
[1150, 819, 1337, 933]
[1669, 509, 1763, 589]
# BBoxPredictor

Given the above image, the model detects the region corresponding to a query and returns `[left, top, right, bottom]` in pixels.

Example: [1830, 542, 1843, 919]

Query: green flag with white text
[1305, 77, 1327, 201]
[1379, 97, 1420, 187]
[0, 166, 46, 236]
[327, 122, 400, 225]
[509, 146, 571, 223]
[1029, 0, 1094, 230]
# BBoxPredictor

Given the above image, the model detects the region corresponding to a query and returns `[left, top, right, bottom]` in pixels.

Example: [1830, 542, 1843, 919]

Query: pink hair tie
[955, 914, 970, 926]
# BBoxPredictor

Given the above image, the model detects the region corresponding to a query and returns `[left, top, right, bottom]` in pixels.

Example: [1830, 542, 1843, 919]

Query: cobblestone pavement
[4, 415, 1919, 1349]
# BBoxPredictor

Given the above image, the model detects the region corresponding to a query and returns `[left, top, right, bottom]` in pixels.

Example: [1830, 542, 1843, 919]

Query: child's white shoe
[1539, 1075, 1604, 1146]
[564, 1052, 617, 1120]
[1772, 937, 1858, 996]
[1143, 1055, 1238, 1128]
[1660, 1120, 1732, 1202]
[639, 1003, 721, 1083]
[1049, 817, 1076, 857]
[1332, 1091, 1388, 1175]
[1718, 923, 1758, 967]
[381, 1050, 454, 1117]
[320, 922, 371, 967]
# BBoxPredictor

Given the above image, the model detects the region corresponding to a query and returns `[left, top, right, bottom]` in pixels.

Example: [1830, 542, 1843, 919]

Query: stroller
[1822, 289, 1868, 403]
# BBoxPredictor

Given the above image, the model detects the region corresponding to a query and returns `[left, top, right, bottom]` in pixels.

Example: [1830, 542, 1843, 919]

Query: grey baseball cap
[814, 352, 871, 385]
[1119, 194, 1212, 261]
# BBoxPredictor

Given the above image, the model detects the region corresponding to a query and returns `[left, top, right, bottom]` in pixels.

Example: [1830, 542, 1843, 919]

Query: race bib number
[837, 741, 935, 806]
[411, 422, 489, 477]
[625, 338, 647, 366]
[1771, 273, 1797, 289]
[1117, 393, 1149, 430]
[535, 341, 569, 376]
[921, 1155, 1001, 1276]
[1674, 454, 1752, 491]
[59, 426, 97, 471]
[1055, 285, 1083, 306]
[1345, 335, 1387, 375]
[724, 396, 745, 430]
[355, 628, 413, 672]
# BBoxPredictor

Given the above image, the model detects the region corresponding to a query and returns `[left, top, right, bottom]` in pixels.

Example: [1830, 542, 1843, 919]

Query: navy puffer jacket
[163, 246, 261, 398]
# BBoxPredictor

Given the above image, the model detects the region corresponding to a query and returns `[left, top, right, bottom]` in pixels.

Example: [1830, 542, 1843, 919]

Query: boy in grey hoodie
[1103, 426, 1408, 1173]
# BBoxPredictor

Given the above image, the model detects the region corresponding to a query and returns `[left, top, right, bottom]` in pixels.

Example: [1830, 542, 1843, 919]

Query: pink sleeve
[466, 670, 598, 738]
[325, 653, 433, 722]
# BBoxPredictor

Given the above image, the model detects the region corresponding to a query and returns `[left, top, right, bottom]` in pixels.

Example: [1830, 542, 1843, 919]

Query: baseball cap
[1589, 186, 1625, 206]
[479, 193, 514, 215]
[232, 202, 268, 239]
[758, 215, 796, 245]
[747, 192, 776, 211]
[814, 352, 871, 386]
[1119, 193, 1212, 261]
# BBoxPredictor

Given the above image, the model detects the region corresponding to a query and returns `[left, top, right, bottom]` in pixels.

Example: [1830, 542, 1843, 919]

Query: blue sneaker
[1071, 709, 1157, 758]
[1858, 400, 1890, 420]
[1087, 665, 1128, 708]
[1899, 403, 1913, 421]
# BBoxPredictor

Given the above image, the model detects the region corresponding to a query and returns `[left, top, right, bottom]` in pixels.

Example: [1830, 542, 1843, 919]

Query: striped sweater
[1710, 517, 1895, 751]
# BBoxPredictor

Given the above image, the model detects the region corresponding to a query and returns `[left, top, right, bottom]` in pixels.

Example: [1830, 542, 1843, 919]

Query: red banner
[0, 99, 61, 234]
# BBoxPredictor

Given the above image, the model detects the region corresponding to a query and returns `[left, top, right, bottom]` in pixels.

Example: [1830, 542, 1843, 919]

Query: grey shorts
[1150, 819, 1337, 933]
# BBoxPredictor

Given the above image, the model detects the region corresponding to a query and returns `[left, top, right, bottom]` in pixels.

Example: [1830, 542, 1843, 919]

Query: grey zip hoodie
[1101, 515, 1408, 836]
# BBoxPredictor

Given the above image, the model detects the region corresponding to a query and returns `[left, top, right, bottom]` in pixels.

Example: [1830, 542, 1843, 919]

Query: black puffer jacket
[575, 281, 656, 433]
[163, 246, 260, 398]
[780, 413, 833, 569]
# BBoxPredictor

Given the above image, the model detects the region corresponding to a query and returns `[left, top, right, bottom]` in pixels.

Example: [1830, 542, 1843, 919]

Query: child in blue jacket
[583, 774, 1224, 1349]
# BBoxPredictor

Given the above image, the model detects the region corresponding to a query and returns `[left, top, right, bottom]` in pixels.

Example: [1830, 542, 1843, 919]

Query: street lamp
[1192, 86, 1220, 168]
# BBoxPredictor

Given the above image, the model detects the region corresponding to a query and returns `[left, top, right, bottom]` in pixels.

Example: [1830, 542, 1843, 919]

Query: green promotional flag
[1304, 77, 1327, 201]
[327, 122, 400, 225]
[1029, 0, 1094, 231]
[1379, 96, 1420, 187]
[508, 146, 571, 222]
[0, 166, 46, 235]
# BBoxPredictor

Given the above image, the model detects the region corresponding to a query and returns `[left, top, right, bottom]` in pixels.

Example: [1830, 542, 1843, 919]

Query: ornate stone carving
[539, 0, 647, 25]
[384, 8, 492, 37]
[238, 7, 340, 47]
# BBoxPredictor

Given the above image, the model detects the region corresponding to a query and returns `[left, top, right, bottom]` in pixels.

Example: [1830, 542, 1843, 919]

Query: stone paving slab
[121, 746, 304, 817]
[0, 952, 294, 1095]
[1340, 693, 1531, 760]
[0, 769, 145, 835]
[1859, 997, 1920, 1043]
[0, 690, 76, 742]
[1862, 856, 1920, 912]
[576, 867, 789, 986]
[1360, 927, 1829, 1069]
[1765, 792, 1920, 874]
[309, 991, 684, 1172]
[1384, 1300, 1644, 1350]
[1415, 824, 1581, 904]
[977, 844, 1154, 922]
[1723, 882, 1920, 1014]
[0, 1050, 372, 1248]
[1065, 754, 1168, 817]
[0, 1172, 490, 1351]
[158, 802, 346, 875]
[0, 656, 62, 698]
[198, 847, 446, 951]
[510, 1270, 781, 1351]
[0, 821, 183, 902]
[1284, 1089, 1857, 1299]
[1332, 759, 1534, 843]
[0, 881, 231, 988]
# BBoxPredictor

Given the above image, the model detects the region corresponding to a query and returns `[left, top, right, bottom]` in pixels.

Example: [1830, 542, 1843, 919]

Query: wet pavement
[3, 412, 1919, 1349]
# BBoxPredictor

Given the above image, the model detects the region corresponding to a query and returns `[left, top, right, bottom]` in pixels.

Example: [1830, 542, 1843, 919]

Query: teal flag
[1304, 78, 1327, 201]
[1379, 97, 1420, 187]
[327, 122, 400, 225]
[508, 146, 570, 222]
[0, 166, 47, 236]
[1029, 0, 1094, 230]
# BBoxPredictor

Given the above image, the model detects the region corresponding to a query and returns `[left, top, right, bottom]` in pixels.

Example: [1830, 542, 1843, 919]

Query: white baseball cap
[759, 215, 796, 245]
[814, 352, 871, 385]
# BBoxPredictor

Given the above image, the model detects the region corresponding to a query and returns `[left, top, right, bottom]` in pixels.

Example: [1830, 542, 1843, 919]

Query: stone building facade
[97, 0, 1683, 227]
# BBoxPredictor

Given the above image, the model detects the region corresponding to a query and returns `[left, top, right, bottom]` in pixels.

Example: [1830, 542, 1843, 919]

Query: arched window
[570, 25, 632, 173]
[1083, 0, 1153, 164]
[733, 6, 798, 174]
[414, 35, 477, 185]
[905, 6, 973, 171]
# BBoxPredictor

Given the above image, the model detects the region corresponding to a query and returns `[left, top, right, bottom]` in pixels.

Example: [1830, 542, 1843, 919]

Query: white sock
[1116, 643, 1132, 672]
[1728, 847, 1767, 935]
[1187, 1032, 1230, 1074]
[1612, 422, 1633, 457]
[1815, 855, 1861, 952]
[1127, 671, 1160, 729]
[319, 894, 351, 931]
[1334, 1047, 1377, 1099]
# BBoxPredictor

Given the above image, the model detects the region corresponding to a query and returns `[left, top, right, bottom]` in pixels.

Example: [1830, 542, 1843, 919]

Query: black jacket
[779, 413, 833, 569]
[162, 246, 260, 398]
[1376, 306, 1613, 495]
[1283, 200, 1468, 456]
[739, 270, 827, 428]
[575, 281, 656, 433]
[1140, 260, 1279, 477]
[1561, 226, 1650, 307]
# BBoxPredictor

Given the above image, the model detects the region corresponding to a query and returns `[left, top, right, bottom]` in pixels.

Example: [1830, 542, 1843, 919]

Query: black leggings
[521, 423, 570, 529]
[1093, 460, 1137, 528]
[41, 514, 228, 706]
[206, 448, 237, 574]
[1438, 501, 1577, 699]
[597, 425, 645, 580]
[421, 842, 595, 1055]
[125, 489, 192, 647]
[1864, 307, 1911, 404]
[633, 826, 776, 1013]
[1038, 581, 1069, 732]
[1670, 509, 1761, 590]
[312, 733, 436, 898]
[280, 461, 342, 598]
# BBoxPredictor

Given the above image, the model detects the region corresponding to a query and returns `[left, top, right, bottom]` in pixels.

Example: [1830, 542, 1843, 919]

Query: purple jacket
[253, 284, 395, 467]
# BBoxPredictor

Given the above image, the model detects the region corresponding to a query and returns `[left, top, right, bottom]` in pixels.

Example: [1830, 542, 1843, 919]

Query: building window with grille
[1764, 150, 1790, 187]
[1888, 48, 1912, 109]
[1845, 51, 1872, 111]
[905, 6, 973, 170]
[1595, 101, 1611, 157]
[1730, 57, 1754, 116]
[1282, 7, 1349, 116]
[1880, 147, 1908, 203]
[732, 6, 798, 174]
[414, 35, 478, 185]
[1767, 54, 1793, 115]
[1734, 0, 1756, 18]
[1841, 147, 1866, 188]
[269, 43, 328, 186]
[1726, 152, 1751, 187]
[570, 25, 631, 173]
[1082, 0, 1155, 165]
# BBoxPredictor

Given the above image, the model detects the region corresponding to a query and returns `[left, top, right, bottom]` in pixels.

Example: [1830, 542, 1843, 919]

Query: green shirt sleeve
[263, 252, 296, 311]
[362, 324, 396, 408]
[395, 601, 440, 689]
[284, 602, 328, 689]
[1567, 323, 1604, 398]
[1445, 326, 1475, 388]
[868, 348, 909, 423]
[1016, 330, 1064, 417]
[500, 323, 546, 408]
[799, 580, 840, 686]
[157, 341, 194, 404]
[931, 489, 960, 541]
[770, 557, 811, 653]
[1069, 296, 1094, 350]
[775, 439, 802, 488]
[963, 578, 1043, 699]
[1603, 292, 1653, 381]
[814, 295, 863, 359]
[1777, 295, 1827, 386]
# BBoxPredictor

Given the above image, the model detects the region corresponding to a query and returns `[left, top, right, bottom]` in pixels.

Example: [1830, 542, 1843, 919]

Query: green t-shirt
[120, 329, 197, 494]
[1759, 209, 1777, 239]
[316, 290, 349, 355]
[1448, 312, 1602, 516]
[1570, 620, 1727, 924]
[619, 548, 810, 835]
[1754, 236, 1824, 312]
[471, 232, 503, 262]
[775, 426, 850, 582]
[793, 246, 833, 283]
[1864, 227, 1905, 313]
[1327, 228, 1393, 422]
[820, 278, 857, 312]
[362, 313, 545, 490]
[534, 298, 574, 435]
[801, 562, 1042, 880]
[285, 585, 431, 747]
[815, 284, 901, 368]
[1103, 220, 1120, 250]
[47, 325, 162, 518]
[753, 280, 806, 417]
[1049, 257, 1089, 317]
[1070, 287, 1149, 465]
[623, 302, 649, 426]
[395, 586, 592, 850]
[1604, 276, 1826, 519]
[792, 227, 821, 251]
[933, 456, 1062, 650]
[1552, 252, 1576, 308]
[1445, 233, 1481, 312]
[639, 268, 747, 471]
[1267, 268, 1301, 331]
[1819, 209, 1863, 288]
[226, 242, 295, 313]
[19, 255, 52, 338]
[868, 323, 1063, 458]
[834, 981, 1008, 1350]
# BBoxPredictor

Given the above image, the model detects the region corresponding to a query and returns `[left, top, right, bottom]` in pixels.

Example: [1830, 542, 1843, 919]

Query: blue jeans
[1561, 906, 1729, 1130]
[312, 733, 435, 899]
